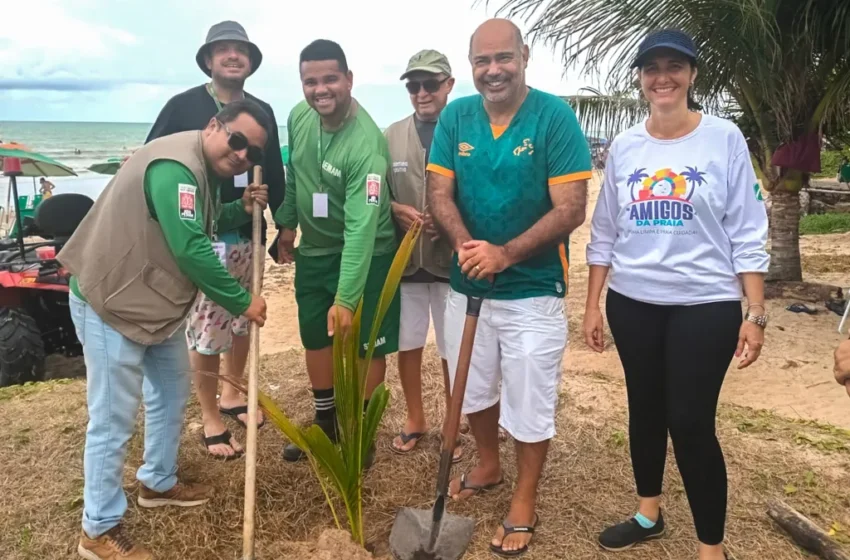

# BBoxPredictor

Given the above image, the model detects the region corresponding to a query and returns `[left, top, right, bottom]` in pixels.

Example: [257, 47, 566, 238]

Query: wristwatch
[746, 312, 768, 328]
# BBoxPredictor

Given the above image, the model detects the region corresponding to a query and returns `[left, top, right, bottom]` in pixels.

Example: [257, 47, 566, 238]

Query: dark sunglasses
[219, 121, 264, 164]
[405, 76, 449, 95]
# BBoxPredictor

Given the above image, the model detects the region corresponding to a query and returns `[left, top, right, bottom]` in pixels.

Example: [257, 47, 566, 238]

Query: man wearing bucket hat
[146, 21, 286, 460]
[383, 49, 465, 462]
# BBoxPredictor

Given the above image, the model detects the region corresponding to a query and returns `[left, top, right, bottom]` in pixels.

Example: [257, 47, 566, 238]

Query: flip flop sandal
[220, 405, 266, 430]
[201, 429, 244, 461]
[390, 431, 425, 455]
[452, 472, 504, 500]
[452, 439, 464, 464]
[489, 514, 540, 558]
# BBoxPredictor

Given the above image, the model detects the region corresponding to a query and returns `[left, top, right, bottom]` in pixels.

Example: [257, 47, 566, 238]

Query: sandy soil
[259, 176, 850, 428]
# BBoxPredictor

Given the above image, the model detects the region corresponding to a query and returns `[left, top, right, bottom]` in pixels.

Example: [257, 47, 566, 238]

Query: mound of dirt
[266, 529, 374, 560]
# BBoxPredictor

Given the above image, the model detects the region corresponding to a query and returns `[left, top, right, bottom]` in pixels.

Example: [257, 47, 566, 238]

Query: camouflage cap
[400, 49, 452, 80]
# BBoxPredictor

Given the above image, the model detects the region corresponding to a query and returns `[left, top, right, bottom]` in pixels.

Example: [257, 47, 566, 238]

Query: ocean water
[0, 121, 288, 204]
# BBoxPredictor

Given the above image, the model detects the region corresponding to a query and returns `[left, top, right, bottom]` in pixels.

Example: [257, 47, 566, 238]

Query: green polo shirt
[427, 88, 592, 300]
[275, 99, 397, 311]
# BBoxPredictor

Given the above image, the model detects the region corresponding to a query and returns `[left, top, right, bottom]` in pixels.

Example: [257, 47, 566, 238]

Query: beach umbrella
[87, 157, 124, 176]
[0, 143, 77, 177]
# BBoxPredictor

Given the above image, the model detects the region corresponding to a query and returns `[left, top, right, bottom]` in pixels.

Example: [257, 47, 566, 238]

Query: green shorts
[294, 250, 400, 357]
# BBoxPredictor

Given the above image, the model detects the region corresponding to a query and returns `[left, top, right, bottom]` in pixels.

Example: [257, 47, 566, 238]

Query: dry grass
[1, 347, 850, 560]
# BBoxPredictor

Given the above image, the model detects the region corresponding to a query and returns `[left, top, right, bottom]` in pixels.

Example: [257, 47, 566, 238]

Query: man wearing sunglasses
[58, 99, 270, 560]
[275, 39, 399, 466]
[383, 50, 464, 461]
[146, 20, 285, 460]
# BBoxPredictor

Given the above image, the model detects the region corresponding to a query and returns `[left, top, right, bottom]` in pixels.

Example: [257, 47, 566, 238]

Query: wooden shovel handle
[440, 296, 483, 451]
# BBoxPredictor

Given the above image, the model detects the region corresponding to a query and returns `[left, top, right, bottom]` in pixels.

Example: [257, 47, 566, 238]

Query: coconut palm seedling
[212, 220, 422, 547]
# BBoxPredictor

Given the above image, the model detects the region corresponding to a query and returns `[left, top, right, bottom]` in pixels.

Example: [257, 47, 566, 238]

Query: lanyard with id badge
[207, 83, 250, 190]
[314, 121, 333, 219]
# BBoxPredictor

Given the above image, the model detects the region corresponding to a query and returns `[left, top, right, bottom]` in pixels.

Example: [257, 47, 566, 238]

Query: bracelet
[747, 303, 765, 310]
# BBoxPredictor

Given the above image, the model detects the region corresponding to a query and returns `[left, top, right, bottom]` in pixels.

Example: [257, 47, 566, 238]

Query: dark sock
[314, 388, 335, 421]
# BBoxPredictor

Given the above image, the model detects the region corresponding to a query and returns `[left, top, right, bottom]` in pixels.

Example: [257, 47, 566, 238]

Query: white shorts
[399, 282, 450, 358]
[444, 288, 567, 443]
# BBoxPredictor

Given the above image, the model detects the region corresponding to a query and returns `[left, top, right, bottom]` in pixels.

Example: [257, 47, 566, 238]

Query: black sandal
[489, 514, 539, 558]
[201, 429, 244, 461]
[451, 472, 503, 500]
[390, 431, 426, 455]
[219, 405, 266, 429]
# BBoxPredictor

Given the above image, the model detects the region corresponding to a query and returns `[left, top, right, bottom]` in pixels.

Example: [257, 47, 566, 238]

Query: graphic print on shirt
[179, 184, 197, 221]
[626, 167, 706, 233]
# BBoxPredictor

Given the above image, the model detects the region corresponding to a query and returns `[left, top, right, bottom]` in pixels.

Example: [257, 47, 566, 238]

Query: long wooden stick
[767, 499, 850, 560]
[243, 165, 263, 560]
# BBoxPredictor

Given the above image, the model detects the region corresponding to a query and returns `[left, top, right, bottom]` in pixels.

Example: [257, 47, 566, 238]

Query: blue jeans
[69, 293, 192, 538]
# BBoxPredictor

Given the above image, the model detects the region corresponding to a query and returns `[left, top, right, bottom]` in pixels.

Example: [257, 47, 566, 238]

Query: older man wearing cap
[146, 20, 285, 459]
[383, 50, 464, 461]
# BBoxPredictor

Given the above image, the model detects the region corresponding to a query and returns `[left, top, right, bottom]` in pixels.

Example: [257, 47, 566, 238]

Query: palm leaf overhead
[490, 0, 850, 281]
[562, 87, 648, 144]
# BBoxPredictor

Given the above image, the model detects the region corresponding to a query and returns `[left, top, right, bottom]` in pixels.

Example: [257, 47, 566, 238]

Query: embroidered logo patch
[179, 184, 197, 220]
[458, 142, 474, 157]
[366, 174, 381, 206]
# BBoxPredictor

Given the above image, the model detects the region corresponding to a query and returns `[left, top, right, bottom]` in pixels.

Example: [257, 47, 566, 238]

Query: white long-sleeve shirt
[586, 115, 769, 305]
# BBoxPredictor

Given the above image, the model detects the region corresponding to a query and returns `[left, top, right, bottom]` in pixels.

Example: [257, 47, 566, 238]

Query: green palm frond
[562, 87, 648, 142]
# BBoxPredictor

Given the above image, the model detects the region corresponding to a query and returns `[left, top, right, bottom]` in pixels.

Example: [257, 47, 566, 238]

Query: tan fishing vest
[58, 131, 215, 345]
[384, 114, 452, 278]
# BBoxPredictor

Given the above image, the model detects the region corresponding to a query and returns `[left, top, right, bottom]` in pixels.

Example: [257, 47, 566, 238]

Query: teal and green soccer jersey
[426, 88, 592, 299]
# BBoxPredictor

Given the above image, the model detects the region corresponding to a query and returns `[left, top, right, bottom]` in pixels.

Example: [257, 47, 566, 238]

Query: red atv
[0, 193, 93, 387]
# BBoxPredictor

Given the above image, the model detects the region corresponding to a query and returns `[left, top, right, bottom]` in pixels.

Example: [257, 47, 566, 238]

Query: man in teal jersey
[275, 39, 399, 464]
[427, 19, 591, 557]
[59, 100, 269, 560]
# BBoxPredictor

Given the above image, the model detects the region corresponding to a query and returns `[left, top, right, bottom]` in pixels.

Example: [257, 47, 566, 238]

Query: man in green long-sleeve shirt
[60, 100, 270, 560]
[275, 39, 399, 464]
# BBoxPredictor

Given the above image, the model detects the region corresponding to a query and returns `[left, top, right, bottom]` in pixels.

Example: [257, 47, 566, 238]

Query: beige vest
[58, 131, 214, 345]
[384, 114, 452, 278]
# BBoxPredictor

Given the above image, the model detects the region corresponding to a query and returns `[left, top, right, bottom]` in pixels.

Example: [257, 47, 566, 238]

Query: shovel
[243, 165, 263, 560]
[389, 292, 484, 560]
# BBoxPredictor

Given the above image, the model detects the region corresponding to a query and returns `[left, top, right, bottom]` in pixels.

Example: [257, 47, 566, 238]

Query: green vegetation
[815, 149, 850, 179]
[800, 213, 850, 235]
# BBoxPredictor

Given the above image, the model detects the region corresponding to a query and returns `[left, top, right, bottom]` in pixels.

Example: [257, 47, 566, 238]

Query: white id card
[313, 192, 329, 218]
[234, 172, 248, 188]
[212, 242, 227, 265]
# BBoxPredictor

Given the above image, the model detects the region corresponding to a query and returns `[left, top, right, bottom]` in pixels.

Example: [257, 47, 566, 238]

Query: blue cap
[631, 29, 697, 68]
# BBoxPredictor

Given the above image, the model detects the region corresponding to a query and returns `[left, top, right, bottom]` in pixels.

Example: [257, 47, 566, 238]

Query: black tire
[0, 307, 46, 387]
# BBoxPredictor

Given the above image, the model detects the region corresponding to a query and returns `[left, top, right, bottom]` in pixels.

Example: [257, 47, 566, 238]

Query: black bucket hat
[196, 21, 263, 77]
[631, 29, 697, 68]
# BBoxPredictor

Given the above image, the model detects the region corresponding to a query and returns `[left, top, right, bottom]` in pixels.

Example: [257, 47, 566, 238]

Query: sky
[0, 0, 597, 128]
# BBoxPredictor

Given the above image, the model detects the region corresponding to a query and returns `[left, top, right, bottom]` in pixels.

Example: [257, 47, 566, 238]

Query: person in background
[39, 177, 55, 198]
[58, 100, 269, 560]
[275, 40, 399, 467]
[584, 29, 769, 560]
[428, 19, 590, 557]
[835, 339, 850, 397]
[146, 20, 285, 459]
[838, 156, 850, 188]
[384, 49, 464, 462]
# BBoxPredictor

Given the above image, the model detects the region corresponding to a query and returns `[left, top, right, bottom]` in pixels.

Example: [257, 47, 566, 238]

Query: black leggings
[606, 289, 742, 545]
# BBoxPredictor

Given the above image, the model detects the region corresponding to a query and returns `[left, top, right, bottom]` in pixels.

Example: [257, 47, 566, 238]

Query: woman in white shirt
[584, 29, 769, 560]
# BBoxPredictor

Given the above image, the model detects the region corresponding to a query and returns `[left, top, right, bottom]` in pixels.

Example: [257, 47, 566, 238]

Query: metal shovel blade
[389, 507, 475, 560]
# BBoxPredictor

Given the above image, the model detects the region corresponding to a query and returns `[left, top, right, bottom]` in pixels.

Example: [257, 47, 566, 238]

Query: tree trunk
[767, 187, 803, 282]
